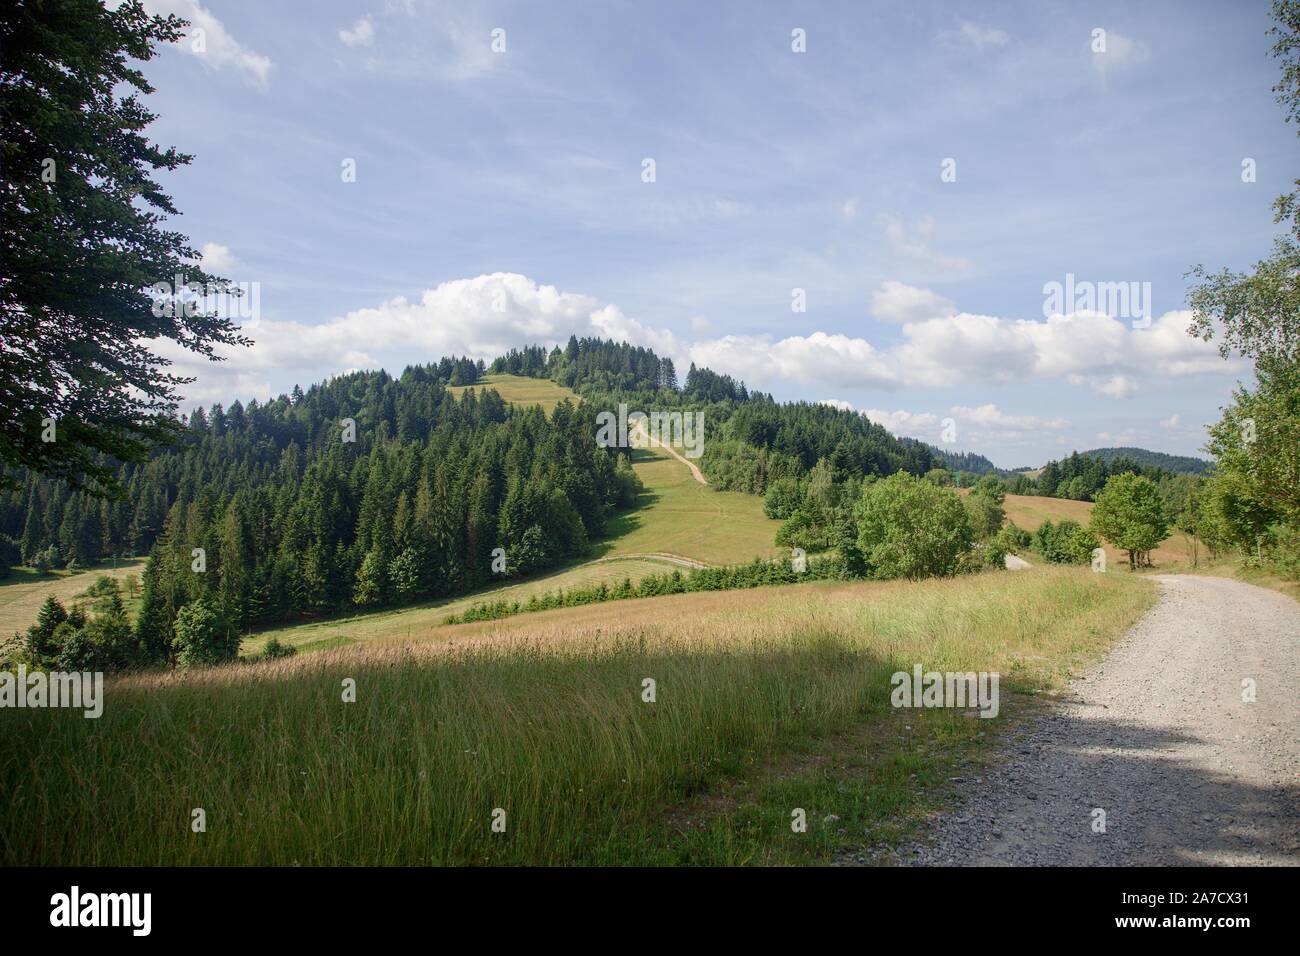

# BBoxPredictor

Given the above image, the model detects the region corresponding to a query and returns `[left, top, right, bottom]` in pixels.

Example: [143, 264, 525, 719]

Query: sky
[125, 0, 1294, 468]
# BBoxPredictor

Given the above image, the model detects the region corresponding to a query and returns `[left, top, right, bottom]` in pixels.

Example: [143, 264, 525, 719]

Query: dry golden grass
[242, 556, 679, 656]
[0, 559, 144, 639]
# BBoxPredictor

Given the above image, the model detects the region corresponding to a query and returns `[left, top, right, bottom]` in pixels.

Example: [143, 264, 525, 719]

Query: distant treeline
[1004, 451, 1176, 502]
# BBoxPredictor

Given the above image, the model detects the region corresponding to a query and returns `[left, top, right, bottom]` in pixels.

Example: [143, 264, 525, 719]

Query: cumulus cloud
[821, 401, 1064, 447]
[686, 306, 1231, 397]
[861, 407, 942, 437]
[168, 273, 678, 406]
[167, 274, 1237, 414]
[950, 403, 1068, 431]
[1068, 373, 1139, 399]
[127, 0, 273, 86]
[339, 16, 375, 47]
[870, 280, 957, 325]
[688, 332, 899, 390]
[197, 242, 238, 273]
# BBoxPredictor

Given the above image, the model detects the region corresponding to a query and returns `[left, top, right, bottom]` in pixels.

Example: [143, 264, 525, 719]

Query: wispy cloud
[128, 0, 273, 87]
[339, 16, 375, 48]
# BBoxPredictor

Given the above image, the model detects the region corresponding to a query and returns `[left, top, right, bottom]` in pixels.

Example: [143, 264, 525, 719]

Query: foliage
[854, 473, 973, 580]
[172, 598, 237, 669]
[0, 0, 250, 493]
[1089, 474, 1170, 569]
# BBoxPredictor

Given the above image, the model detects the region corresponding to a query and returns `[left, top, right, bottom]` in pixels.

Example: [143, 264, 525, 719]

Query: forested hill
[492, 336, 937, 493]
[913, 444, 1001, 477]
[3, 336, 941, 647]
[1076, 447, 1212, 475]
[2, 360, 644, 643]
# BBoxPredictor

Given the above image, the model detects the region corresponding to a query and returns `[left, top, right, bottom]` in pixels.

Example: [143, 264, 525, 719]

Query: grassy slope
[446, 373, 577, 416]
[0, 560, 145, 640]
[0, 566, 1156, 865]
[596, 446, 780, 565]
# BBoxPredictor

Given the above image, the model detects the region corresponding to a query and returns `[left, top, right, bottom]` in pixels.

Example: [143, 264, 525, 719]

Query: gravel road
[889, 574, 1299, 866]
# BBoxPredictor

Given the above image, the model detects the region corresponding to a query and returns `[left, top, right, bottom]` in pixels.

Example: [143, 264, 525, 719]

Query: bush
[259, 637, 297, 661]
[763, 478, 803, 520]
[173, 599, 239, 669]
[997, 520, 1031, 552]
[854, 472, 973, 580]
[1090, 473, 1170, 569]
[1064, 524, 1102, 565]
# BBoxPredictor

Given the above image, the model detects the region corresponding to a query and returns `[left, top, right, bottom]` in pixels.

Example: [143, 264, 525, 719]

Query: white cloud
[130, 0, 273, 87]
[1068, 373, 1139, 398]
[879, 214, 973, 275]
[828, 401, 1065, 447]
[1092, 29, 1150, 75]
[197, 242, 238, 273]
[950, 404, 1068, 431]
[841, 198, 860, 220]
[959, 22, 1010, 49]
[688, 332, 899, 391]
[339, 16, 375, 47]
[870, 281, 956, 325]
[861, 407, 941, 438]
[688, 309, 1233, 395]
[169, 273, 678, 405]
[819, 399, 856, 413]
[166, 275, 1238, 414]
[688, 315, 714, 335]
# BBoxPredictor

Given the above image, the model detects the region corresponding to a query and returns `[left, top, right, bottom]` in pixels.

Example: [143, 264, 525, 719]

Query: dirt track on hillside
[630, 419, 708, 485]
[886, 574, 1300, 866]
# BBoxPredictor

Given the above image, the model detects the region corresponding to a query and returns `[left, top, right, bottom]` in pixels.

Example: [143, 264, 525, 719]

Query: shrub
[1090, 473, 1170, 569]
[854, 472, 974, 580]
[260, 637, 297, 661]
[173, 599, 239, 669]
[763, 478, 803, 520]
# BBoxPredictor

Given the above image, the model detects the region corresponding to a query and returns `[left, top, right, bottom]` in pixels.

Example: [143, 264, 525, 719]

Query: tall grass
[0, 567, 1153, 865]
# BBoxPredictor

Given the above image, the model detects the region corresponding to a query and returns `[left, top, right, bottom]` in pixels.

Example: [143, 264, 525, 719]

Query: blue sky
[131, 0, 1293, 467]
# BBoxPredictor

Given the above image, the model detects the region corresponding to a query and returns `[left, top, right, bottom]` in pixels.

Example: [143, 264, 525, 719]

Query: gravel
[884, 574, 1300, 866]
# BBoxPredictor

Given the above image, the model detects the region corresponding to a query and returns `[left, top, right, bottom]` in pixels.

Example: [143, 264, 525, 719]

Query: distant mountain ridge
[1075, 447, 1211, 475]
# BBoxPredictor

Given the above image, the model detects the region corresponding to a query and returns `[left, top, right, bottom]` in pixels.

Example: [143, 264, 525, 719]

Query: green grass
[0, 566, 1155, 865]
[596, 446, 781, 565]
[446, 373, 578, 416]
[242, 557, 681, 655]
[0, 559, 144, 640]
[1171, 554, 1300, 603]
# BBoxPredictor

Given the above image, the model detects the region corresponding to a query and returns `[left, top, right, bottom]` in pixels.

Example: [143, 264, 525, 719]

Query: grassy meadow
[596, 445, 781, 565]
[0, 559, 145, 640]
[446, 373, 578, 416]
[0, 566, 1155, 866]
[241, 442, 779, 656]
